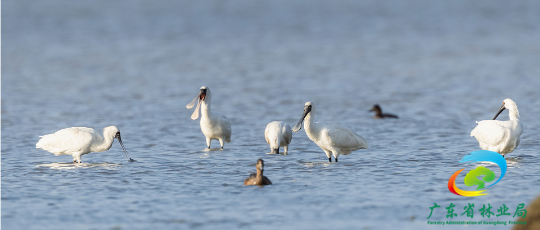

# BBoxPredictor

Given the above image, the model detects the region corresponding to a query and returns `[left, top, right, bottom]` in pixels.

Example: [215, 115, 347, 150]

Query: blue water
[2, 0, 540, 229]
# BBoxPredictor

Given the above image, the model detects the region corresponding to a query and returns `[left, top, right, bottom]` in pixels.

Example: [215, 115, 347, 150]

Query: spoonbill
[470, 98, 523, 157]
[369, 104, 398, 119]
[36, 126, 132, 163]
[265, 121, 293, 154]
[186, 86, 231, 149]
[292, 101, 368, 162]
[244, 159, 272, 186]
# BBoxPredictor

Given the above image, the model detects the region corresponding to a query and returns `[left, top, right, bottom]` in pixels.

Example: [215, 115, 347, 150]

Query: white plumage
[186, 86, 232, 149]
[265, 121, 293, 154]
[471, 98, 523, 156]
[36, 126, 132, 163]
[292, 101, 368, 162]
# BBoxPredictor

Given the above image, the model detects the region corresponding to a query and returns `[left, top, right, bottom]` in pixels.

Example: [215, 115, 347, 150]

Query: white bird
[186, 86, 232, 149]
[265, 121, 293, 154]
[36, 126, 132, 163]
[471, 98, 523, 157]
[292, 101, 368, 162]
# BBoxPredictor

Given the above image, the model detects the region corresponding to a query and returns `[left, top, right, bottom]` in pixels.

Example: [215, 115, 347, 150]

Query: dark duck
[369, 104, 398, 119]
[244, 159, 272, 186]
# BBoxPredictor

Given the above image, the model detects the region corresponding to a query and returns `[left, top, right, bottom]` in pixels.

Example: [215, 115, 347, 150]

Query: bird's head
[104, 126, 132, 162]
[292, 101, 313, 132]
[256, 159, 264, 171]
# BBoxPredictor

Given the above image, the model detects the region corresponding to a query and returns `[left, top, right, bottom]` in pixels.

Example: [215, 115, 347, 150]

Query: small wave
[265, 152, 289, 155]
[36, 162, 122, 169]
[298, 161, 332, 167]
[202, 148, 224, 152]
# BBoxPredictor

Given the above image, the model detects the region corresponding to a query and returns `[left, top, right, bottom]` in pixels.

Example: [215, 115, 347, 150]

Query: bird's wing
[36, 127, 95, 154]
[247, 173, 256, 179]
[243, 173, 256, 185]
[515, 121, 524, 137]
[221, 115, 232, 142]
[283, 123, 293, 145]
[263, 176, 272, 185]
[509, 121, 523, 146]
[385, 113, 399, 118]
[264, 124, 271, 145]
[470, 120, 509, 146]
[321, 122, 368, 149]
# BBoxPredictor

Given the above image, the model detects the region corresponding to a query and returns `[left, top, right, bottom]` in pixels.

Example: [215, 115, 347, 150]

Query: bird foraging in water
[244, 159, 272, 186]
[186, 86, 232, 149]
[470, 98, 523, 157]
[369, 104, 398, 119]
[36, 126, 132, 163]
[292, 101, 368, 162]
[264, 121, 292, 154]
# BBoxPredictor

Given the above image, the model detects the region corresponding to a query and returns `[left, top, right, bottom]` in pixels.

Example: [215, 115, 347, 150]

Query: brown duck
[244, 159, 272, 186]
[369, 104, 398, 119]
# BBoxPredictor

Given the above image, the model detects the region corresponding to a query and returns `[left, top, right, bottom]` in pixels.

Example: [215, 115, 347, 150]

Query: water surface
[2, 0, 540, 229]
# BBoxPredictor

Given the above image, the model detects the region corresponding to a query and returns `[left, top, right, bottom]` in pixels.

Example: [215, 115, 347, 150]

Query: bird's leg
[324, 150, 332, 162]
[206, 138, 212, 149]
[219, 138, 225, 149]
[283, 146, 288, 155]
[331, 149, 341, 163]
[73, 153, 83, 163]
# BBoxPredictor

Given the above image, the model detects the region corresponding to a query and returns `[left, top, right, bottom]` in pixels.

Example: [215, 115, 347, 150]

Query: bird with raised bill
[186, 86, 232, 149]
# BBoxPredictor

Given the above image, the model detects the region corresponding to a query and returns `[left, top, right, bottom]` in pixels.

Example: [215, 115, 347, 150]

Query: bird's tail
[36, 135, 63, 155]
[355, 133, 369, 149]
[36, 135, 50, 149]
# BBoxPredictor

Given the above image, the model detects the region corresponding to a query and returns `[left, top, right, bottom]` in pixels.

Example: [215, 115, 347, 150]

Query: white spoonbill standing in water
[265, 121, 293, 154]
[186, 86, 231, 149]
[292, 101, 368, 162]
[36, 126, 132, 163]
[470, 98, 523, 157]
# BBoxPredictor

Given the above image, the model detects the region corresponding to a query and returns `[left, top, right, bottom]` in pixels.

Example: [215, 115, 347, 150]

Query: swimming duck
[244, 159, 272, 186]
[369, 104, 398, 119]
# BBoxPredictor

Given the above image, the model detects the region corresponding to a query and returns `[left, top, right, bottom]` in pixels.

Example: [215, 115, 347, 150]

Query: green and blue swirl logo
[448, 150, 507, 197]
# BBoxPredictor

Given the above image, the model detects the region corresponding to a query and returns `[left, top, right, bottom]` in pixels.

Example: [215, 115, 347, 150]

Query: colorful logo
[448, 150, 507, 197]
